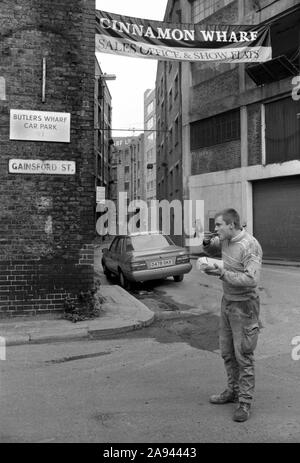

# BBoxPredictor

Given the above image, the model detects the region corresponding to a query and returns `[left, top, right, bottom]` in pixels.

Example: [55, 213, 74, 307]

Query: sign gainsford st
[10, 109, 71, 142]
[9, 159, 76, 175]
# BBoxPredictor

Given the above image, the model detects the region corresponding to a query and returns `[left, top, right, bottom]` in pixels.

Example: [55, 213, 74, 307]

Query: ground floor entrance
[253, 175, 300, 260]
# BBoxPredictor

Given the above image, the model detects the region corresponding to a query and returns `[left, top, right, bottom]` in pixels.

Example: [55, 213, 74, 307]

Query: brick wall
[190, 68, 240, 119]
[190, 0, 239, 104]
[189, 0, 242, 176]
[191, 140, 241, 175]
[0, 0, 96, 316]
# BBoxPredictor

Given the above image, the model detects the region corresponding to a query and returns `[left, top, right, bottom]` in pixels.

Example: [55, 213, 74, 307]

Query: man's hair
[215, 208, 241, 229]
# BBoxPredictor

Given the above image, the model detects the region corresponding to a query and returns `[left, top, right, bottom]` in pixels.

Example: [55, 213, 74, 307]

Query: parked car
[101, 231, 192, 289]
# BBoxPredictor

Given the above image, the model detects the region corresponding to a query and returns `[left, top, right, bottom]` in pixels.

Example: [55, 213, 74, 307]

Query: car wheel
[173, 274, 184, 282]
[118, 269, 130, 290]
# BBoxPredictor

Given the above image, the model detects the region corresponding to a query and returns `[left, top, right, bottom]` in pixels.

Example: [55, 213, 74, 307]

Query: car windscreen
[130, 234, 174, 251]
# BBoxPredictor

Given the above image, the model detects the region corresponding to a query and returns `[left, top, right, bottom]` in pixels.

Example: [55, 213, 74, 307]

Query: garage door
[253, 176, 300, 261]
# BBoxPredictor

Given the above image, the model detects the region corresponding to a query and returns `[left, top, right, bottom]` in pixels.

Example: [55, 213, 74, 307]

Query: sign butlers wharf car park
[10, 109, 71, 143]
[95, 10, 272, 63]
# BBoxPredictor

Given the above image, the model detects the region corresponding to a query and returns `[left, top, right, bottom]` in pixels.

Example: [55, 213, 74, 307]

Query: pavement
[0, 285, 155, 347]
[0, 238, 299, 347]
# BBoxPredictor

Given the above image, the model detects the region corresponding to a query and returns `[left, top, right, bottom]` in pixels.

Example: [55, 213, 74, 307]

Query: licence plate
[150, 259, 173, 268]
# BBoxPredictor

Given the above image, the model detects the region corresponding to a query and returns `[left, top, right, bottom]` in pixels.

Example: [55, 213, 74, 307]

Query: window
[174, 74, 179, 99]
[169, 89, 173, 110]
[156, 89, 160, 105]
[157, 147, 161, 166]
[161, 100, 165, 117]
[174, 117, 179, 145]
[169, 170, 173, 196]
[176, 8, 182, 23]
[191, 0, 234, 23]
[147, 101, 154, 115]
[160, 143, 165, 163]
[255, 0, 292, 11]
[147, 117, 154, 130]
[125, 165, 130, 174]
[157, 117, 161, 131]
[109, 237, 119, 252]
[130, 234, 173, 251]
[124, 182, 130, 191]
[175, 164, 180, 192]
[111, 166, 117, 181]
[169, 128, 173, 152]
[115, 238, 124, 254]
[125, 237, 134, 252]
[265, 97, 300, 164]
[190, 109, 240, 150]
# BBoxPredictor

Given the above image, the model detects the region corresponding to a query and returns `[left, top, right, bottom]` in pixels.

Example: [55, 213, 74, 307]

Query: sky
[95, 0, 168, 136]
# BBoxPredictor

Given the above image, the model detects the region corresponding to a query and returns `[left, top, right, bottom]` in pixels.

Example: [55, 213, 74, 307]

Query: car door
[114, 237, 125, 272]
[106, 237, 119, 274]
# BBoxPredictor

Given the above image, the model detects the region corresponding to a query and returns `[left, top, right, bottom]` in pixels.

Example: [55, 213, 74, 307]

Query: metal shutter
[253, 176, 300, 260]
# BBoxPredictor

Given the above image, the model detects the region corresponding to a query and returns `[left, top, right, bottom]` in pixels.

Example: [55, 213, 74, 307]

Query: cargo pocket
[242, 323, 259, 354]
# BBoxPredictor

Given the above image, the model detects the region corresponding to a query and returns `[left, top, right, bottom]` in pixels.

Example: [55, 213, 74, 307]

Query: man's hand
[202, 232, 217, 246]
[204, 263, 223, 277]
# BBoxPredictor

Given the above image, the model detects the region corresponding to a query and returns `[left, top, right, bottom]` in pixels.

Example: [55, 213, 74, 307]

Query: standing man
[202, 208, 263, 422]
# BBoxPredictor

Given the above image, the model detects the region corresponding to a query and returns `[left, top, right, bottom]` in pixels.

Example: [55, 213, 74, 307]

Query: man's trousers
[219, 296, 261, 404]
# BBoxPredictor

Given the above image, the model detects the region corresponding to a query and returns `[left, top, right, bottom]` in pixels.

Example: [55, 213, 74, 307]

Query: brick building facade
[144, 89, 156, 205]
[111, 135, 145, 202]
[159, 0, 300, 260]
[155, 1, 184, 246]
[0, 0, 97, 316]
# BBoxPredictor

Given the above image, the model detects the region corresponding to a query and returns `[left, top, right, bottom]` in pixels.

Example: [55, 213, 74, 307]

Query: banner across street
[95, 10, 272, 63]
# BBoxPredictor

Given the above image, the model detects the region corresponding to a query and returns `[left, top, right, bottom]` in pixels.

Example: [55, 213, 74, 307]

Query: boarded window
[190, 109, 240, 150]
[265, 97, 300, 164]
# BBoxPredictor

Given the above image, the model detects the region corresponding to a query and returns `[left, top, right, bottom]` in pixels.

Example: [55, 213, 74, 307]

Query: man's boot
[209, 389, 239, 404]
[233, 402, 251, 422]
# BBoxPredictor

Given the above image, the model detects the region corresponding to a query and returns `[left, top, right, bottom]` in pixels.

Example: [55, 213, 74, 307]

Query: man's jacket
[203, 229, 263, 301]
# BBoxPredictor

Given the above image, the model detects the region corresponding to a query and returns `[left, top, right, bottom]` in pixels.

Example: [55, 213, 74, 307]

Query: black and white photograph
[0, 0, 300, 447]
